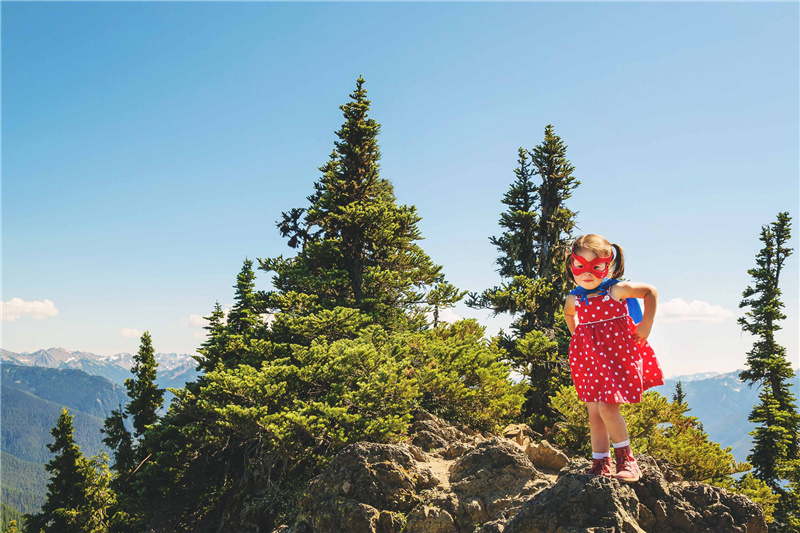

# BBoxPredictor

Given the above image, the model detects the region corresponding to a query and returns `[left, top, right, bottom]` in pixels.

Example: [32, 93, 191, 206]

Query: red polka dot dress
[569, 294, 664, 403]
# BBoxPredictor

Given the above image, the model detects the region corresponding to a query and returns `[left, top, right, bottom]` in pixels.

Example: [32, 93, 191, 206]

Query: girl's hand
[632, 321, 652, 347]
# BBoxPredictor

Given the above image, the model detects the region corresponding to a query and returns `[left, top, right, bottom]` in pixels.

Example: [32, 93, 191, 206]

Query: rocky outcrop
[278, 411, 767, 533]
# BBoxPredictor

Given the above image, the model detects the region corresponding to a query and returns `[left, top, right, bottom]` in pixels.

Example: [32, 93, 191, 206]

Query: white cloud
[180, 310, 232, 329]
[181, 310, 235, 338]
[425, 307, 463, 325]
[659, 298, 735, 324]
[1, 298, 59, 322]
[181, 314, 209, 328]
[120, 328, 143, 338]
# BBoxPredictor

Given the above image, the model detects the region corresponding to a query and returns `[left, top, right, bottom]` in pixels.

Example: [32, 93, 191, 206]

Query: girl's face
[571, 249, 610, 291]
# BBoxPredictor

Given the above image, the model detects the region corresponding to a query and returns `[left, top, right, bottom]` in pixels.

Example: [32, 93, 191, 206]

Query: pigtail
[565, 241, 577, 277]
[611, 243, 625, 279]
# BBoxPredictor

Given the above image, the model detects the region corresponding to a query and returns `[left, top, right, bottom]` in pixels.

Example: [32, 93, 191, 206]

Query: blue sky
[2, 2, 798, 378]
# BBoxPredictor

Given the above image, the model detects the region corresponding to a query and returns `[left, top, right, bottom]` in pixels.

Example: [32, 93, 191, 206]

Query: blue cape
[570, 278, 643, 324]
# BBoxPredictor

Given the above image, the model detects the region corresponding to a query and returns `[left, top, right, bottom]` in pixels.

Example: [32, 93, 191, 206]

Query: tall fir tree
[673, 380, 688, 409]
[739, 212, 799, 531]
[527, 125, 580, 329]
[467, 126, 579, 429]
[227, 258, 261, 334]
[102, 332, 165, 532]
[194, 300, 227, 373]
[129, 77, 521, 531]
[101, 408, 135, 476]
[260, 76, 442, 331]
[125, 331, 164, 438]
[426, 278, 468, 329]
[26, 408, 115, 533]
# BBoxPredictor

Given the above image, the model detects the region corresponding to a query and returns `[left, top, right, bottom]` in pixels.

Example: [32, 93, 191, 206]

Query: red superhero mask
[571, 253, 613, 279]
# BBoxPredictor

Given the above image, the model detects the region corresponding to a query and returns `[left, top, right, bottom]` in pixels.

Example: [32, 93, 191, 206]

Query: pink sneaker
[614, 445, 641, 483]
[588, 456, 614, 477]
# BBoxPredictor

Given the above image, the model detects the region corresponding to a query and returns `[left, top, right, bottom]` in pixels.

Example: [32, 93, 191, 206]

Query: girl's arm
[564, 295, 577, 335]
[609, 281, 658, 345]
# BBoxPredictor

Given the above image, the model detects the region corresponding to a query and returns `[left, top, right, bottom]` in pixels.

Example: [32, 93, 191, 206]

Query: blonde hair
[567, 234, 625, 279]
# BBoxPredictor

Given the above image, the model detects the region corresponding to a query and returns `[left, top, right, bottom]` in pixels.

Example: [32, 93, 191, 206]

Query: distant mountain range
[0, 347, 201, 392]
[651, 370, 800, 465]
[0, 349, 202, 519]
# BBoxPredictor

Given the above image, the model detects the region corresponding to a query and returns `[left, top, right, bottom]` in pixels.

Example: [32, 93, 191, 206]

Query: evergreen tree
[779, 458, 800, 532]
[468, 128, 579, 336]
[131, 79, 523, 531]
[99, 409, 137, 532]
[260, 76, 442, 332]
[194, 300, 227, 373]
[136, 319, 521, 531]
[124, 331, 164, 439]
[227, 259, 261, 334]
[101, 408, 135, 476]
[673, 380, 688, 410]
[466, 126, 579, 429]
[101, 332, 165, 532]
[26, 408, 115, 533]
[739, 212, 799, 531]
[528, 125, 580, 328]
[425, 278, 467, 328]
[748, 391, 790, 483]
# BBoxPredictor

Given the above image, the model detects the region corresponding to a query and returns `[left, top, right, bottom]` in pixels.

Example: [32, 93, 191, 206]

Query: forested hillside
[0, 365, 129, 523]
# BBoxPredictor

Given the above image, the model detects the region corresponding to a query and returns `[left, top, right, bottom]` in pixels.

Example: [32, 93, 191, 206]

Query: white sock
[612, 439, 630, 449]
[592, 451, 611, 460]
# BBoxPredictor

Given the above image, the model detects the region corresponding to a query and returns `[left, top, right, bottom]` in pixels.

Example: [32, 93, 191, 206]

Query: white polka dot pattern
[569, 294, 664, 404]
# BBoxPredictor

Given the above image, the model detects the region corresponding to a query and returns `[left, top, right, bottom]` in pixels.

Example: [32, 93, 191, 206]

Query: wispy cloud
[425, 307, 463, 325]
[179, 310, 273, 336]
[659, 298, 735, 324]
[180, 311, 221, 339]
[120, 328, 143, 338]
[180, 314, 209, 328]
[1, 298, 59, 322]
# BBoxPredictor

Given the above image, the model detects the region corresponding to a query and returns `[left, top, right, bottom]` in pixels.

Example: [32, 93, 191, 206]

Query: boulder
[481, 456, 768, 533]
[291, 442, 439, 532]
[488, 462, 644, 533]
[439, 438, 550, 529]
[525, 439, 570, 471]
[502, 423, 540, 448]
[411, 412, 470, 448]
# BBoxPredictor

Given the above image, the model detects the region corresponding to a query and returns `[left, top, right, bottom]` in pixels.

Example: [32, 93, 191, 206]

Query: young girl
[563, 234, 664, 482]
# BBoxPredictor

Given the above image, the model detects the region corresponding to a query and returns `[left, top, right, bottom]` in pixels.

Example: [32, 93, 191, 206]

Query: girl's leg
[586, 402, 614, 476]
[586, 402, 610, 453]
[597, 402, 629, 444]
[598, 402, 641, 482]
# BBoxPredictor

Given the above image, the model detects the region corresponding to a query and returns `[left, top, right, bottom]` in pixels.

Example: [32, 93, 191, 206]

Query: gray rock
[482, 457, 767, 533]
[494, 466, 645, 533]
[293, 442, 439, 532]
[446, 438, 550, 528]
[280, 411, 766, 533]
[502, 423, 540, 447]
[526, 439, 570, 471]
[405, 505, 458, 533]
